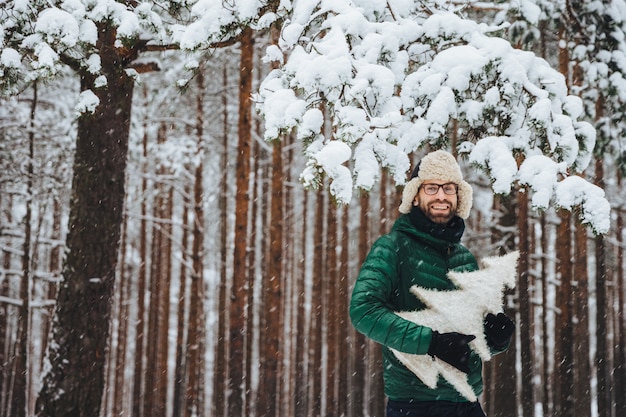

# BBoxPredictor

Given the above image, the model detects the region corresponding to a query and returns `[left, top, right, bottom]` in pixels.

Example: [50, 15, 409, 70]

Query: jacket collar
[394, 207, 465, 244]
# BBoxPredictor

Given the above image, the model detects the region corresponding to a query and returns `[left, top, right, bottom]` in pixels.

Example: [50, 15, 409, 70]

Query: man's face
[413, 182, 458, 224]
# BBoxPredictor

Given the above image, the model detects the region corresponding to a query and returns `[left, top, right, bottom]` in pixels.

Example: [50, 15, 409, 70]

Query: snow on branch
[554, 176, 611, 235]
[0, 295, 23, 307]
[256, 0, 610, 233]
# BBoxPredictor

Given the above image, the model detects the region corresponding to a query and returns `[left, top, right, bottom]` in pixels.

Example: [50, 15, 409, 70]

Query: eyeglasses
[421, 183, 458, 195]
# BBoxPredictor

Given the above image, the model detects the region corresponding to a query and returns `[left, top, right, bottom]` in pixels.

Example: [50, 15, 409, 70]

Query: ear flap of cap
[398, 177, 422, 214]
[456, 180, 473, 219]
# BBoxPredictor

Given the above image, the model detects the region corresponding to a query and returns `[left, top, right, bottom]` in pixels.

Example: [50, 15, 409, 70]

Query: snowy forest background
[0, 0, 625, 417]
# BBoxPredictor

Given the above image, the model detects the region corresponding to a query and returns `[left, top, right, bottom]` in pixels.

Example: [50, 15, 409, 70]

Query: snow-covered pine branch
[0, 0, 174, 94]
[256, 0, 610, 234]
[509, 0, 626, 176]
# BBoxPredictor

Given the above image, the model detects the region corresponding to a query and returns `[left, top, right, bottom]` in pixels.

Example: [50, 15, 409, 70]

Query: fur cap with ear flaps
[399, 150, 473, 219]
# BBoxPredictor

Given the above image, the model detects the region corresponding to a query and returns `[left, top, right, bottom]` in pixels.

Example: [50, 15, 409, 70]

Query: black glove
[427, 331, 476, 374]
[484, 312, 515, 350]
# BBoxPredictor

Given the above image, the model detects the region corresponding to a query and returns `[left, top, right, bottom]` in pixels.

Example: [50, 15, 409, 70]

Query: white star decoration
[391, 251, 519, 401]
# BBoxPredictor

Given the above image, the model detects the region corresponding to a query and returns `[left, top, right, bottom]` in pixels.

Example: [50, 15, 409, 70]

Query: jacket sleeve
[349, 235, 432, 355]
[488, 340, 512, 356]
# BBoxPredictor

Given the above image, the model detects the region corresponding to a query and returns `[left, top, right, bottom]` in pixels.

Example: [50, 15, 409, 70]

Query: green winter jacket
[349, 210, 481, 402]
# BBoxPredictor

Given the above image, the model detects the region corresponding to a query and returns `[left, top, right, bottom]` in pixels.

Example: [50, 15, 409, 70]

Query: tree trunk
[0, 195, 13, 417]
[185, 68, 207, 417]
[555, 210, 574, 417]
[145, 123, 171, 417]
[42, 197, 62, 365]
[12, 83, 37, 417]
[369, 171, 389, 417]
[245, 138, 258, 417]
[295, 190, 309, 417]
[594, 158, 611, 417]
[517, 187, 534, 417]
[540, 214, 553, 417]
[615, 174, 625, 417]
[310, 186, 325, 416]
[145, 134, 162, 417]
[339, 204, 350, 417]
[228, 26, 254, 416]
[259, 129, 284, 416]
[213, 61, 230, 417]
[325, 203, 338, 417]
[112, 214, 130, 417]
[351, 193, 369, 417]
[35, 40, 134, 416]
[486, 194, 517, 417]
[573, 220, 591, 417]
[186, 161, 206, 417]
[281, 134, 297, 417]
[133, 120, 149, 417]
[158, 187, 173, 415]
[172, 182, 189, 417]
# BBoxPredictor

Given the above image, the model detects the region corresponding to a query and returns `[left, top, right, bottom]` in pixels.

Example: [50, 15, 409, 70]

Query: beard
[419, 199, 457, 224]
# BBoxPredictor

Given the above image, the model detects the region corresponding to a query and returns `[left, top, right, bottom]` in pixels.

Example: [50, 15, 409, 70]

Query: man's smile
[430, 203, 451, 211]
